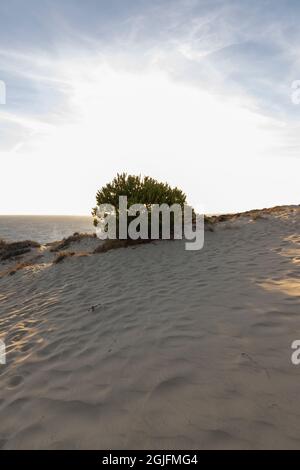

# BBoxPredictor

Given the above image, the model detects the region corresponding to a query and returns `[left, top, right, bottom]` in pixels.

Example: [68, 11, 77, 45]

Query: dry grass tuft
[0, 240, 40, 261]
[50, 232, 96, 252]
[53, 251, 76, 264]
[8, 262, 31, 276]
[94, 238, 151, 254]
[0, 259, 38, 278]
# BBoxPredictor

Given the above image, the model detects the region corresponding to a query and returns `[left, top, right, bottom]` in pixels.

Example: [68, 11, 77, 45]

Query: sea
[0, 216, 96, 244]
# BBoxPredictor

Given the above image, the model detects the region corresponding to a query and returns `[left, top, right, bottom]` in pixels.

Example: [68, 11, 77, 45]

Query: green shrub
[92, 173, 188, 239]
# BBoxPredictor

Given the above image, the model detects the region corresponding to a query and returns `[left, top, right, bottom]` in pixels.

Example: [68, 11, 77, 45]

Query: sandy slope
[0, 206, 299, 449]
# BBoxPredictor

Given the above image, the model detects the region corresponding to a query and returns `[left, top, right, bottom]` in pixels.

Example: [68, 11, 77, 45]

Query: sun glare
[1, 62, 299, 215]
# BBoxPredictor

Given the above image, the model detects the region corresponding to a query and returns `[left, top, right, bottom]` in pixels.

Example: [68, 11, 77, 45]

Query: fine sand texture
[0, 206, 300, 449]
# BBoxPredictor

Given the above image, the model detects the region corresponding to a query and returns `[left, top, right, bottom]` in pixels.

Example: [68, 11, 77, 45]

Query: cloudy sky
[0, 0, 299, 215]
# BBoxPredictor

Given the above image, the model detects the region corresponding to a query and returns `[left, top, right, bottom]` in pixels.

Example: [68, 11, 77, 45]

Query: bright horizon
[1, 0, 300, 216]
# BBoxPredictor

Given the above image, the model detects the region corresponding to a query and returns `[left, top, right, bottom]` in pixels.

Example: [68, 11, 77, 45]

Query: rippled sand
[0, 206, 299, 449]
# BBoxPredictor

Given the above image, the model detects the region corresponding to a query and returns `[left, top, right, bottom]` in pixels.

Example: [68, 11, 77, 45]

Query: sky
[0, 0, 299, 215]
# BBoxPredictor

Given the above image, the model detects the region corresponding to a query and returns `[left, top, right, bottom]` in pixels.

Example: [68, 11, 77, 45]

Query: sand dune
[0, 206, 299, 449]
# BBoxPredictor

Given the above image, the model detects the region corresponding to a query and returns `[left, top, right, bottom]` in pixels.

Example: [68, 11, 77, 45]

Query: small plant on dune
[50, 232, 97, 252]
[0, 240, 40, 261]
[8, 262, 31, 276]
[250, 212, 264, 221]
[93, 238, 150, 254]
[53, 251, 75, 264]
[92, 173, 188, 239]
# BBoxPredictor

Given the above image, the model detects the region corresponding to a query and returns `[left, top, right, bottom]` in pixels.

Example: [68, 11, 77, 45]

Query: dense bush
[92, 173, 188, 239]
